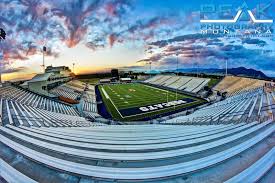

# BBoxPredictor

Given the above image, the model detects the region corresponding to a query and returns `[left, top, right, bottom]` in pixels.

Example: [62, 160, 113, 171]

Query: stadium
[98, 82, 206, 121]
[0, 65, 274, 182]
[0, 0, 274, 183]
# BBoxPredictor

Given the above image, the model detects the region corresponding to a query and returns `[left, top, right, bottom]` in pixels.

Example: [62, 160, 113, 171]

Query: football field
[99, 83, 205, 121]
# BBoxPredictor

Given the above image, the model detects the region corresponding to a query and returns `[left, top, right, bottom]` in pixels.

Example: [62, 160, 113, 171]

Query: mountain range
[164, 67, 269, 80]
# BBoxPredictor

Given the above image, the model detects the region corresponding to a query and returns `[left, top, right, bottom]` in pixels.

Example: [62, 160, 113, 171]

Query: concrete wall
[28, 81, 49, 96]
[28, 78, 70, 96]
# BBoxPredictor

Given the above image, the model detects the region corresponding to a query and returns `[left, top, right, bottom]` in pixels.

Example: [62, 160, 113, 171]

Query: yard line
[101, 83, 205, 120]
[103, 86, 124, 118]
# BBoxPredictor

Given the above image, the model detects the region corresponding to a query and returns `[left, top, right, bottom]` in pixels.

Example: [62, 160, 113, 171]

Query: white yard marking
[104, 86, 124, 118]
[102, 84, 202, 119]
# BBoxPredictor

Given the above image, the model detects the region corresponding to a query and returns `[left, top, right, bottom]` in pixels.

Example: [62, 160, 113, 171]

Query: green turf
[99, 83, 205, 121]
[79, 78, 101, 85]
[208, 78, 220, 88]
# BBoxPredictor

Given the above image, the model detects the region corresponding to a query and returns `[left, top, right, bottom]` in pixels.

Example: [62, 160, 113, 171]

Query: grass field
[208, 78, 221, 88]
[99, 83, 205, 121]
[79, 78, 101, 85]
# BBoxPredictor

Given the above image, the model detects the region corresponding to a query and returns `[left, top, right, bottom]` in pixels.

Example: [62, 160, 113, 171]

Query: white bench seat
[0, 123, 273, 180]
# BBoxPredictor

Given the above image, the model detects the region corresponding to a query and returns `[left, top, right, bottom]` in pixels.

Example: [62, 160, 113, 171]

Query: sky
[0, 0, 274, 81]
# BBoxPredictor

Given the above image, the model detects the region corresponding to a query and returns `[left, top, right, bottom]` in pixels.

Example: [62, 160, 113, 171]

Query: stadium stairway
[0, 121, 274, 182]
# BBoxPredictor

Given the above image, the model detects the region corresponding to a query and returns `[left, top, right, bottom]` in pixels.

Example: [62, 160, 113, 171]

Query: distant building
[21, 66, 73, 96]
[99, 78, 111, 83]
[120, 78, 132, 83]
[46, 66, 73, 77]
[111, 69, 119, 80]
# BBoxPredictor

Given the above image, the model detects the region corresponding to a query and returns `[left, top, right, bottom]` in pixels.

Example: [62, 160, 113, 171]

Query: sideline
[102, 86, 124, 118]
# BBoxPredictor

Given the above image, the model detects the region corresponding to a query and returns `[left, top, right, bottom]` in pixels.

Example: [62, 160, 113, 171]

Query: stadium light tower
[225, 59, 228, 76]
[0, 28, 6, 84]
[149, 61, 152, 78]
[73, 63, 75, 73]
[42, 46, 46, 73]
[174, 53, 179, 110]
[196, 62, 199, 78]
[0, 51, 2, 84]
[176, 53, 179, 76]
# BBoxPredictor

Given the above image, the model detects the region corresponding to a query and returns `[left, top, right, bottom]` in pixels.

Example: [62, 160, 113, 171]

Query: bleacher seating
[66, 80, 86, 91]
[0, 78, 274, 182]
[143, 75, 163, 84]
[162, 87, 275, 125]
[83, 101, 97, 112]
[0, 86, 79, 116]
[144, 75, 210, 93]
[0, 121, 273, 182]
[50, 80, 100, 120]
[49, 80, 84, 100]
[50, 85, 81, 100]
[82, 84, 98, 121]
[214, 76, 272, 96]
[225, 147, 275, 183]
[0, 97, 103, 127]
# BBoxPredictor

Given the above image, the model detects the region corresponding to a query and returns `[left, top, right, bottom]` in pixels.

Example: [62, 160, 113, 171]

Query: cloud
[1, 0, 180, 64]
[1, 0, 274, 77]
[118, 65, 146, 71]
[241, 38, 267, 47]
[149, 33, 208, 48]
[0, 66, 27, 74]
[136, 32, 275, 76]
[50, 0, 103, 48]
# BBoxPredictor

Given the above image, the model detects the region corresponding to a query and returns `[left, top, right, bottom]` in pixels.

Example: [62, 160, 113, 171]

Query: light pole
[42, 46, 46, 73]
[175, 53, 179, 110]
[149, 61, 152, 78]
[196, 62, 199, 78]
[225, 59, 228, 76]
[0, 28, 6, 84]
[73, 63, 75, 73]
[0, 52, 2, 84]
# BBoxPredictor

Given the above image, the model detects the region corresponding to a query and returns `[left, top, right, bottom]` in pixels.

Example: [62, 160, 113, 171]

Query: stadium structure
[0, 67, 274, 183]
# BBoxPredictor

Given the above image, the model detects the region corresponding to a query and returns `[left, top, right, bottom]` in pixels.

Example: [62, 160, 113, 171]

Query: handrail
[261, 103, 275, 110]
